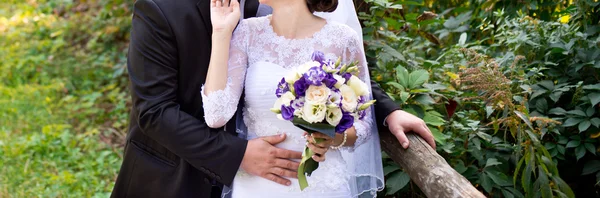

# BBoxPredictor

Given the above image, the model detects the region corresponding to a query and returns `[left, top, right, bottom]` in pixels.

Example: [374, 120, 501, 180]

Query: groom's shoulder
[133, 0, 198, 16]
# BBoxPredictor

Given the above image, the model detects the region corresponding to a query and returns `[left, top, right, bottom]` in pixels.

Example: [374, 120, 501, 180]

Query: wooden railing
[379, 132, 486, 198]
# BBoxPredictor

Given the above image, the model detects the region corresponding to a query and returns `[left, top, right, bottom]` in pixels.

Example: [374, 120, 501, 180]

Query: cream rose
[339, 85, 358, 112]
[273, 92, 295, 110]
[305, 85, 331, 105]
[326, 107, 343, 126]
[347, 75, 369, 96]
[302, 102, 327, 123]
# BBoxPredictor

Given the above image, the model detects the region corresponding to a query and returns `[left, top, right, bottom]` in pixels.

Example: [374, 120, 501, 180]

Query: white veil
[316, 1, 385, 197]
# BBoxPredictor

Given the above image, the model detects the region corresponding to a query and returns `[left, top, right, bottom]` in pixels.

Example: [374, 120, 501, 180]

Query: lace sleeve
[201, 20, 250, 128]
[342, 30, 374, 149]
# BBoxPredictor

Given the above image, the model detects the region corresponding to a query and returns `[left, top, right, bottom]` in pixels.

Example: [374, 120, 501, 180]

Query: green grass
[0, 1, 131, 197]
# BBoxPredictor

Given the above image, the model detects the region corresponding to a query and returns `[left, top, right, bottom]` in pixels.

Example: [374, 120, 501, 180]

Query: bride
[201, 0, 383, 196]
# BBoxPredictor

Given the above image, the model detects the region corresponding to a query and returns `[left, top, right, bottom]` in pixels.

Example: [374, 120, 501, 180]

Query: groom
[111, 0, 436, 197]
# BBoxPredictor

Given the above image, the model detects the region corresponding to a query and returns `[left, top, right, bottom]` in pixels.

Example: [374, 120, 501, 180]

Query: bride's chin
[258, 0, 270, 5]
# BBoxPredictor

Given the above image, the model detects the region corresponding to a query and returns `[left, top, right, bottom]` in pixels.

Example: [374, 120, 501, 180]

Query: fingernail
[280, 133, 285, 137]
[402, 142, 409, 148]
[287, 181, 291, 186]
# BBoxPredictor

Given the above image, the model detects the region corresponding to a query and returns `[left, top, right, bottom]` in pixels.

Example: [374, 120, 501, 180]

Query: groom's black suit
[111, 0, 400, 197]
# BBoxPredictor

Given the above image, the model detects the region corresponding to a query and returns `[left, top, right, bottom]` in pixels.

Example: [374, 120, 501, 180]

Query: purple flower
[281, 104, 295, 121]
[322, 73, 337, 88]
[358, 110, 367, 120]
[311, 51, 325, 63]
[294, 77, 309, 96]
[303, 66, 327, 86]
[276, 78, 289, 97]
[358, 96, 366, 104]
[335, 113, 355, 133]
[292, 97, 305, 110]
[342, 73, 352, 82]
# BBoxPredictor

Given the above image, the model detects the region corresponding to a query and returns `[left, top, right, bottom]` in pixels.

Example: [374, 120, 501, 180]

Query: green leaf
[429, 128, 447, 145]
[586, 106, 595, 117]
[590, 118, 600, 128]
[480, 173, 493, 193]
[575, 145, 586, 161]
[408, 70, 429, 89]
[385, 171, 410, 195]
[563, 117, 583, 127]
[423, 112, 445, 126]
[585, 143, 596, 155]
[485, 106, 494, 118]
[485, 158, 502, 168]
[395, 65, 410, 88]
[548, 107, 567, 115]
[579, 120, 591, 132]
[589, 92, 600, 106]
[383, 165, 400, 175]
[292, 117, 336, 138]
[386, 82, 405, 90]
[298, 146, 318, 190]
[413, 94, 435, 105]
[567, 109, 587, 117]
[458, 32, 467, 45]
[514, 111, 534, 130]
[399, 91, 410, 103]
[557, 145, 566, 154]
[566, 140, 580, 148]
[552, 177, 575, 198]
[537, 169, 552, 198]
[582, 160, 600, 175]
[487, 170, 512, 186]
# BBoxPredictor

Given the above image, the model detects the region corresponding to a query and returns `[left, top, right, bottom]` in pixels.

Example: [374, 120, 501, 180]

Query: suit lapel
[196, 0, 212, 36]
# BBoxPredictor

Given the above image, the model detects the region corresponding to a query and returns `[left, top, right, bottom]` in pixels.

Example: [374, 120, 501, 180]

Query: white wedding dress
[201, 16, 382, 198]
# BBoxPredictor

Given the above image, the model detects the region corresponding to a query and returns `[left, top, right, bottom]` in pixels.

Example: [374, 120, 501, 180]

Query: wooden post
[379, 132, 486, 198]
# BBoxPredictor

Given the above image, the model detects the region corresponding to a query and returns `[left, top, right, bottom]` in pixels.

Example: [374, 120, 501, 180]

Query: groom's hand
[241, 133, 302, 186]
[386, 110, 436, 149]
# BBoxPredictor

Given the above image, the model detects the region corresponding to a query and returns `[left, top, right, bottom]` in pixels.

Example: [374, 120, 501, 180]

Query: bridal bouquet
[270, 51, 375, 190]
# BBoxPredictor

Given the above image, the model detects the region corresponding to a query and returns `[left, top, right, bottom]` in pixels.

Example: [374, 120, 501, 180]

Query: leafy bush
[361, 0, 600, 197]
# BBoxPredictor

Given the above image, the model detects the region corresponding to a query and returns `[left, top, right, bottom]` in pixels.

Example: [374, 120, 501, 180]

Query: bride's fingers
[307, 142, 327, 156]
[215, 0, 222, 8]
[312, 153, 326, 162]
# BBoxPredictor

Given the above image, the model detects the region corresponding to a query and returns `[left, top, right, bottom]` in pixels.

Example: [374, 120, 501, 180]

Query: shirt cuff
[383, 115, 389, 126]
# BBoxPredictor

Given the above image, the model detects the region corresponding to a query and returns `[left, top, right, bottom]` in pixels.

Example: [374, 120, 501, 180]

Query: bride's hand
[304, 132, 335, 162]
[210, 0, 240, 33]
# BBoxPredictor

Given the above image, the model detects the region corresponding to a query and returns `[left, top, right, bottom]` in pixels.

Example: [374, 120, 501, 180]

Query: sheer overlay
[202, 15, 383, 198]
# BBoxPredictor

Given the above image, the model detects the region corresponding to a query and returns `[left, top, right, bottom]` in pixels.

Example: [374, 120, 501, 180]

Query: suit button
[210, 173, 216, 178]
[204, 178, 211, 184]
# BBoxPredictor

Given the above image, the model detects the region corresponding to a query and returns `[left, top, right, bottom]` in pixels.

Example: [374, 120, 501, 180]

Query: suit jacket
[111, 0, 400, 197]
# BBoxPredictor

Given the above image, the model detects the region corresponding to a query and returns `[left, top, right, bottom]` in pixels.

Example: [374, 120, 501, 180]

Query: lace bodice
[200, 16, 376, 196]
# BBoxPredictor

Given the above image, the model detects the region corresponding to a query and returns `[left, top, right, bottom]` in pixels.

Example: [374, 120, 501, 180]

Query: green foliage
[0, 0, 131, 196]
[363, 0, 600, 197]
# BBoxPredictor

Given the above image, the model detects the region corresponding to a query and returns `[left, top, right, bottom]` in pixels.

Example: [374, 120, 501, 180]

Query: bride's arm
[336, 31, 375, 149]
[202, 1, 248, 128]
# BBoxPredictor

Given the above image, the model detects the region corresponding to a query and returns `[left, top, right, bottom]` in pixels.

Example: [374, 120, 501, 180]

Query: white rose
[347, 75, 369, 96]
[305, 85, 331, 105]
[297, 61, 321, 74]
[326, 107, 343, 126]
[332, 74, 345, 88]
[302, 102, 327, 123]
[339, 85, 358, 112]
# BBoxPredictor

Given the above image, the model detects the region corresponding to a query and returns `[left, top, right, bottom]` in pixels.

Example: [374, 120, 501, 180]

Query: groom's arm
[370, 80, 400, 130]
[128, 0, 246, 186]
